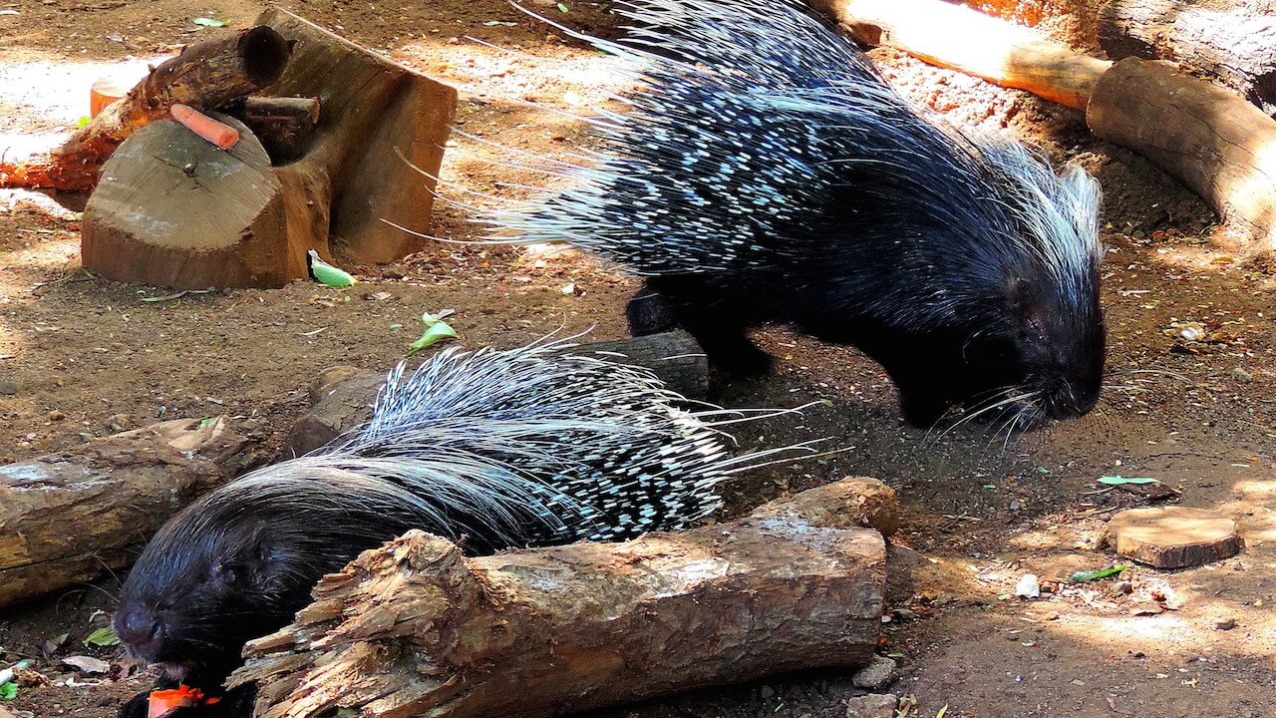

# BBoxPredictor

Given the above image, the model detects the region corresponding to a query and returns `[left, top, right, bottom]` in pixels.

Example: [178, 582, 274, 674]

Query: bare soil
[2, 1, 1275, 717]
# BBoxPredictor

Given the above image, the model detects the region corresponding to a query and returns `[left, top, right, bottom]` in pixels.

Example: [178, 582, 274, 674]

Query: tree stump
[1106, 506, 1242, 569]
[231, 477, 890, 718]
[0, 418, 262, 607]
[79, 9, 458, 289]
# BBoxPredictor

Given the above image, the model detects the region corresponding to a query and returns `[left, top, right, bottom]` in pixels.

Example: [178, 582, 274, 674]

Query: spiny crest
[307, 334, 813, 542]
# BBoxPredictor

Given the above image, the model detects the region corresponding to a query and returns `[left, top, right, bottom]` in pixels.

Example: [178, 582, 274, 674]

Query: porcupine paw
[625, 289, 678, 336]
[117, 691, 151, 718]
[708, 341, 775, 379]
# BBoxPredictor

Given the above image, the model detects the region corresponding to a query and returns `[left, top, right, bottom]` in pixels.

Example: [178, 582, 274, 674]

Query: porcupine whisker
[931, 390, 1035, 443]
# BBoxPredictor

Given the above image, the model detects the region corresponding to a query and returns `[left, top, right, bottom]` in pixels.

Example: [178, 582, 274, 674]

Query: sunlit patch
[0, 54, 156, 133]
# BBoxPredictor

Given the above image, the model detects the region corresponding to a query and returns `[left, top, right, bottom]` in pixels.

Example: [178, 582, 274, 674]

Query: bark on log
[0, 418, 262, 608]
[231, 477, 890, 718]
[810, 0, 1112, 109]
[0, 27, 290, 192]
[1087, 58, 1276, 251]
[285, 331, 711, 456]
[1098, 0, 1276, 115]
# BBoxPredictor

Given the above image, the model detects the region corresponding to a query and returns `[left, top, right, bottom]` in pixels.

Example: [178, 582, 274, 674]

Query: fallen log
[807, 0, 1276, 251]
[1098, 0, 1276, 115]
[231, 476, 891, 718]
[809, 0, 1112, 110]
[285, 331, 711, 456]
[0, 418, 262, 608]
[0, 26, 290, 192]
[1087, 58, 1276, 251]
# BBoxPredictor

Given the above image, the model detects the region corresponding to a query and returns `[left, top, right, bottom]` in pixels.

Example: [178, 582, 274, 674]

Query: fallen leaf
[82, 626, 120, 647]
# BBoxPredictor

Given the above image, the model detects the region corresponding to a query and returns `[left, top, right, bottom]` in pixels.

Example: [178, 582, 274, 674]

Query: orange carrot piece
[169, 103, 240, 150]
[148, 685, 221, 718]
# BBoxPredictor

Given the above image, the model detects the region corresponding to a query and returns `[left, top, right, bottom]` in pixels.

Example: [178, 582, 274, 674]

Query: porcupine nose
[114, 604, 162, 657]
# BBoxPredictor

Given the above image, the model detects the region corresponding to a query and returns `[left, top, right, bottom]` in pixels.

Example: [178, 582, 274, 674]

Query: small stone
[759, 685, 775, 699]
[1215, 618, 1237, 631]
[845, 694, 898, 718]
[47, 410, 66, 421]
[1232, 367, 1253, 383]
[0, 380, 17, 395]
[381, 264, 407, 280]
[107, 414, 135, 432]
[852, 655, 897, 690]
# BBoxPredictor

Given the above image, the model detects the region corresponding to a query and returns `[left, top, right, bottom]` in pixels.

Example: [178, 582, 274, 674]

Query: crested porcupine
[113, 337, 808, 716]
[467, 0, 1106, 428]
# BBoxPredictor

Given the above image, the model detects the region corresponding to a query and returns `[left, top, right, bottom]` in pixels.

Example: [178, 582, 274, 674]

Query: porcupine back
[469, 0, 1105, 427]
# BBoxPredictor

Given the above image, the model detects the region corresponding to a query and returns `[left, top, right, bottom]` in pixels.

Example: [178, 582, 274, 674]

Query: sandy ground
[2, 1, 1276, 717]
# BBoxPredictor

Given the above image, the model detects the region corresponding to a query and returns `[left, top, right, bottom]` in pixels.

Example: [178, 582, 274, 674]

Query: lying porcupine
[467, 0, 1105, 427]
[113, 337, 806, 717]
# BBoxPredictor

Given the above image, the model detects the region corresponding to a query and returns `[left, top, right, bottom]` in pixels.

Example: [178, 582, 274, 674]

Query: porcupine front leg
[632, 277, 774, 377]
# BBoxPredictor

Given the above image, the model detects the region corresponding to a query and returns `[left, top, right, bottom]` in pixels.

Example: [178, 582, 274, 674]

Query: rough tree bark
[285, 331, 712, 456]
[0, 418, 262, 607]
[1098, 0, 1276, 115]
[231, 477, 893, 718]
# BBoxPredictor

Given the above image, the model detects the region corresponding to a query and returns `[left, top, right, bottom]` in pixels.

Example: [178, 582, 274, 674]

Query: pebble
[1215, 618, 1237, 631]
[845, 694, 898, 718]
[1232, 367, 1253, 383]
[759, 685, 776, 699]
[852, 655, 897, 690]
[0, 380, 17, 396]
[106, 414, 135, 432]
[47, 410, 66, 421]
[381, 264, 407, 280]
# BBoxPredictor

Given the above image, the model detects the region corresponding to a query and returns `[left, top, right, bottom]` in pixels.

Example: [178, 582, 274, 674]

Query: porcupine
[469, 0, 1106, 428]
[113, 337, 807, 717]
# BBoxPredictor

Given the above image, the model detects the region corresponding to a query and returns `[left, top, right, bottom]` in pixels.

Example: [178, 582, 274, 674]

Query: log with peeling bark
[1098, 0, 1276, 116]
[1087, 58, 1276, 251]
[0, 418, 263, 608]
[236, 97, 322, 162]
[285, 331, 712, 456]
[0, 26, 291, 192]
[809, 0, 1112, 109]
[230, 476, 891, 718]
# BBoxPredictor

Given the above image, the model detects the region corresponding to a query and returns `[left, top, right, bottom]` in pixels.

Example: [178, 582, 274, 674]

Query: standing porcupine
[473, 0, 1106, 427]
[113, 337, 806, 717]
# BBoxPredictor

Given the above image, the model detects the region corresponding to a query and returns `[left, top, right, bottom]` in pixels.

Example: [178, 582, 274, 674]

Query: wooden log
[1106, 506, 1243, 569]
[285, 331, 711, 456]
[1087, 58, 1276, 251]
[1098, 0, 1276, 115]
[0, 26, 290, 192]
[809, 0, 1112, 109]
[230, 477, 889, 718]
[80, 113, 308, 288]
[0, 418, 262, 608]
[235, 97, 322, 163]
[78, 9, 458, 288]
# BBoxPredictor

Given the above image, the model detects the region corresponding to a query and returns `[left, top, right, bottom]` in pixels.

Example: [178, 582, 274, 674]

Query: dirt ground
[2, 1, 1276, 717]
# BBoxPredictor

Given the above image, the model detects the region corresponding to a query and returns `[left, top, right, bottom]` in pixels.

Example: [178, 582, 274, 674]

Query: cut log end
[1106, 506, 1242, 569]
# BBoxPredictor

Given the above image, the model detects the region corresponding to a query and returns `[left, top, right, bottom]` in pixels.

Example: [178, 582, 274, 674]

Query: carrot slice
[169, 103, 240, 150]
[148, 685, 220, 717]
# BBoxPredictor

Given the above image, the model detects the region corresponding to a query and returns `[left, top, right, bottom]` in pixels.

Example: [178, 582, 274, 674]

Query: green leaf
[1097, 476, 1159, 485]
[388, 323, 403, 329]
[83, 626, 121, 647]
[197, 418, 216, 429]
[308, 251, 356, 287]
[1069, 565, 1128, 583]
[76, 115, 91, 128]
[982, 483, 996, 490]
[1035, 466, 1050, 474]
[556, 2, 569, 11]
[408, 321, 458, 355]
[193, 17, 229, 27]
[0, 682, 16, 700]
